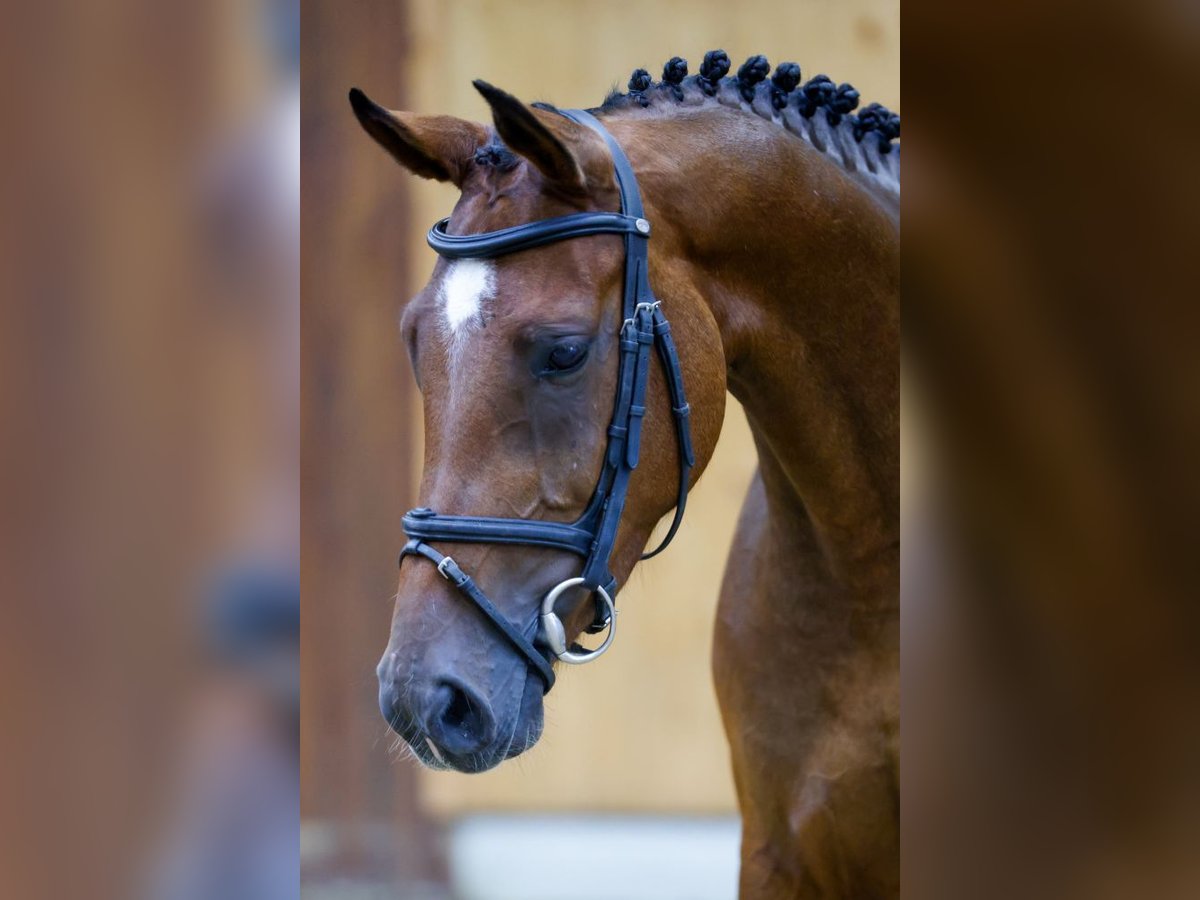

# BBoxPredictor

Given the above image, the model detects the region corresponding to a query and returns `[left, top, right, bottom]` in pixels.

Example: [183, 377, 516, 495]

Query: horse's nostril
[426, 680, 494, 756]
[442, 685, 471, 730]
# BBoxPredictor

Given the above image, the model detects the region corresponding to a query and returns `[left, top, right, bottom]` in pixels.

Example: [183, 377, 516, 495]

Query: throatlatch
[398, 108, 694, 693]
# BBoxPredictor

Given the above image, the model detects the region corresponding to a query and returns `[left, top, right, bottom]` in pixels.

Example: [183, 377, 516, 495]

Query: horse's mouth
[404, 729, 520, 774]
[413, 733, 498, 773]
[387, 722, 490, 773]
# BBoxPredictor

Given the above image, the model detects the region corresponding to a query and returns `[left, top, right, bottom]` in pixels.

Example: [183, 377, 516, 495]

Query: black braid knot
[736, 54, 770, 103]
[851, 102, 899, 152]
[826, 83, 860, 126]
[796, 74, 835, 118]
[769, 62, 801, 110]
[627, 68, 653, 107]
[662, 56, 687, 100]
[880, 111, 900, 140]
[876, 110, 900, 153]
[698, 49, 730, 96]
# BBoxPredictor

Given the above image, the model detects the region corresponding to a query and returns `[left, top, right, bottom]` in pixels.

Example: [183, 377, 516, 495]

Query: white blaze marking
[440, 259, 495, 336]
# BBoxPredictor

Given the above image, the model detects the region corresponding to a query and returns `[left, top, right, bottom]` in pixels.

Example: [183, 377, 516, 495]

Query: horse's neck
[627, 108, 900, 589]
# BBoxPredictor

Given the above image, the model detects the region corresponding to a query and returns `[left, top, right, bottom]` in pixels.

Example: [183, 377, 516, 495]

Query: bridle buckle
[623, 300, 662, 332]
[436, 556, 457, 580]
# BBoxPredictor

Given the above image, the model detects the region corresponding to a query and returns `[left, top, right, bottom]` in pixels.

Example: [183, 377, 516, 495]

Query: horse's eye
[542, 340, 589, 376]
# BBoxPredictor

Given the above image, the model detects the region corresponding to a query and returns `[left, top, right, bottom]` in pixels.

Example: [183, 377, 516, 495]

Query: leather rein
[398, 108, 694, 693]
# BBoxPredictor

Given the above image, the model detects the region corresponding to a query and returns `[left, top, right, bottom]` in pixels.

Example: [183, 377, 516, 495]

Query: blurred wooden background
[302, 0, 898, 881]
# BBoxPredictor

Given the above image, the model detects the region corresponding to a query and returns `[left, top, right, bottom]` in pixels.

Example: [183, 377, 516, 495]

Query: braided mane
[588, 50, 900, 196]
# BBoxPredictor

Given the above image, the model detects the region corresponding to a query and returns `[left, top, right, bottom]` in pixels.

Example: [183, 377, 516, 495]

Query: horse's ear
[349, 88, 486, 187]
[472, 80, 608, 197]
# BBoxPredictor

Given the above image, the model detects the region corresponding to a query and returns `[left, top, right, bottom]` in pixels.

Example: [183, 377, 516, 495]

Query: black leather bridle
[398, 108, 694, 693]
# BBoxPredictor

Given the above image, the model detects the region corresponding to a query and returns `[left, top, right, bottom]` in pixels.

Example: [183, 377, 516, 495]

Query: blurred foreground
[903, 0, 1200, 896]
[0, 0, 298, 896]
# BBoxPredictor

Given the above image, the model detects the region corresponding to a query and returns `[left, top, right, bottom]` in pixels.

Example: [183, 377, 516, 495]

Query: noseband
[398, 109, 694, 693]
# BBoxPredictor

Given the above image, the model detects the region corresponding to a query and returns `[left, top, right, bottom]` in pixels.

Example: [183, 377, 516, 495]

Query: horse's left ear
[472, 80, 609, 197]
[349, 87, 487, 187]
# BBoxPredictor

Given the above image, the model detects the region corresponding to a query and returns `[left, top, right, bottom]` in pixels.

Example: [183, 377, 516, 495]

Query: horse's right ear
[472, 80, 611, 198]
[349, 88, 486, 187]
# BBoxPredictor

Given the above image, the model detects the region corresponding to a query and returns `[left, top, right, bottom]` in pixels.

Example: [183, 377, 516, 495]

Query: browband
[429, 211, 650, 259]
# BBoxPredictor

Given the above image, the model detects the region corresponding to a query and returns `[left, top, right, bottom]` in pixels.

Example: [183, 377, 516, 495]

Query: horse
[351, 49, 899, 899]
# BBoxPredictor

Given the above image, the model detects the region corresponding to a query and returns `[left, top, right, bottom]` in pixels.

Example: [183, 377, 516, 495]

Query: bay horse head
[351, 81, 727, 772]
